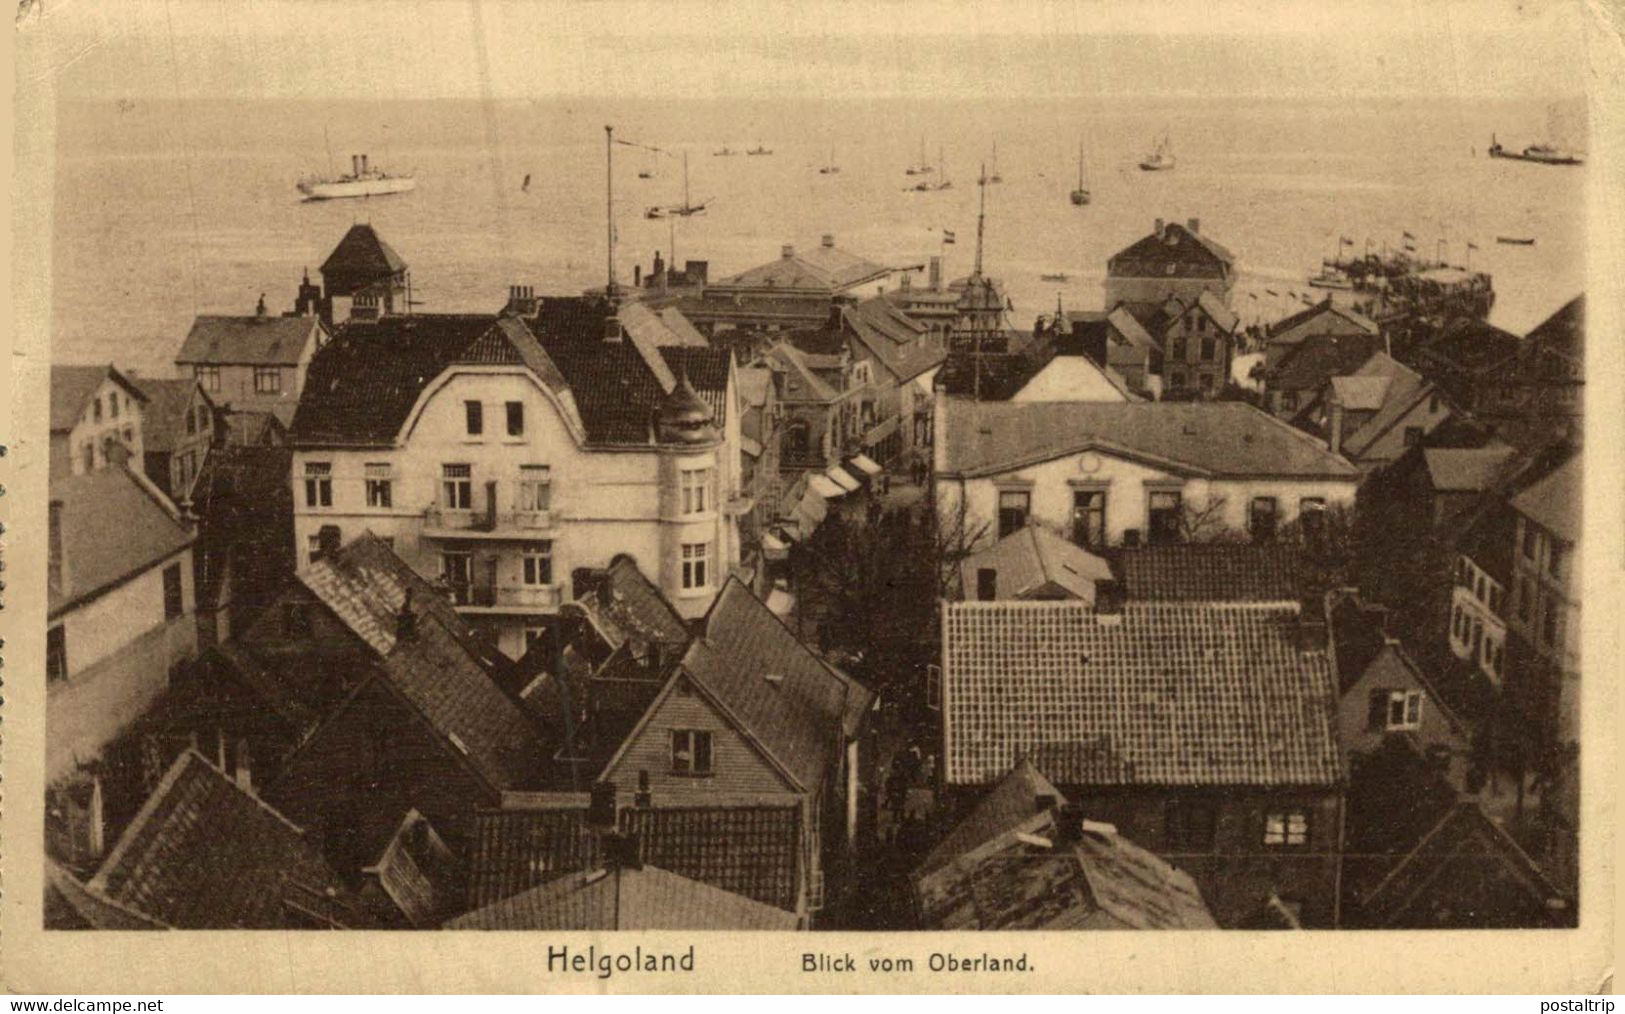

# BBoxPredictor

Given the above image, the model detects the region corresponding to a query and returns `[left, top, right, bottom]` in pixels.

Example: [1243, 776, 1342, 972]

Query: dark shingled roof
[918, 758, 1067, 874]
[1113, 544, 1305, 603]
[573, 556, 693, 654]
[49, 466, 194, 617]
[175, 315, 325, 367]
[320, 224, 408, 281]
[1421, 318, 1522, 375]
[466, 803, 801, 912]
[50, 364, 148, 433]
[1109, 221, 1235, 271]
[1266, 330, 1386, 393]
[86, 751, 348, 928]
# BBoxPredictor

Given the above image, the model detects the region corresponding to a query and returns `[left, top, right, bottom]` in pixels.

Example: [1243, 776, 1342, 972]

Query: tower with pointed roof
[317, 224, 411, 325]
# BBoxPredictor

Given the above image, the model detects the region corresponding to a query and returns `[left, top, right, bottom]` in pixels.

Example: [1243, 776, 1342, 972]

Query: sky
[23, 0, 1598, 102]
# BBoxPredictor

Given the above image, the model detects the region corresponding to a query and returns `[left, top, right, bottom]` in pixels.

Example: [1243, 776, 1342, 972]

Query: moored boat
[1069, 139, 1091, 205]
[1496, 236, 1536, 246]
[1040, 272, 1070, 282]
[298, 154, 415, 201]
[1138, 132, 1175, 172]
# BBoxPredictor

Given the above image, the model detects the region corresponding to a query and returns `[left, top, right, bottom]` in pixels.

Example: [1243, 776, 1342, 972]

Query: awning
[808, 474, 845, 499]
[848, 454, 882, 477]
[741, 435, 763, 458]
[825, 467, 861, 493]
[797, 490, 829, 525]
[862, 415, 900, 446]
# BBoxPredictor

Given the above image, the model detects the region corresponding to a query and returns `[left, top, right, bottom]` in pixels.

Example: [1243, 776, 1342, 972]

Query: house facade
[176, 307, 327, 425]
[933, 399, 1359, 553]
[1505, 456, 1580, 739]
[133, 377, 218, 501]
[289, 307, 743, 660]
[1104, 218, 1236, 310]
[47, 467, 197, 781]
[50, 365, 149, 479]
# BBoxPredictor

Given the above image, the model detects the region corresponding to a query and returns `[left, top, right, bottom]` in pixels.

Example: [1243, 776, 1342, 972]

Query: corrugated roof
[959, 526, 1113, 602]
[50, 364, 148, 432]
[1114, 544, 1304, 603]
[446, 863, 800, 930]
[86, 751, 348, 928]
[175, 315, 324, 367]
[939, 400, 1359, 479]
[49, 466, 193, 616]
[1509, 454, 1580, 543]
[941, 601, 1343, 788]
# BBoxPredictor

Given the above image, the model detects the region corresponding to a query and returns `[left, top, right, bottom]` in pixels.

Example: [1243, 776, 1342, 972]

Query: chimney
[821, 234, 835, 248]
[1329, 398, 1346, 456]
[781, 244, 795, 260]
[929, 256, 942, 291]
[255, 293, 268, 319]
[396, 587, 417, 642]
[1187, 218, 1200, 234]
[351, 154, 361, 177]
[635, 769, 652, 808]
[588, 781, 617, 830]
[1154, 217, 1165, 238]
[316, 524, 342, 560]
[48, 499, 65, 594]
[360, 154, 370, 174]
[634, 264, 642, 287]
[604, 314, 624, 342]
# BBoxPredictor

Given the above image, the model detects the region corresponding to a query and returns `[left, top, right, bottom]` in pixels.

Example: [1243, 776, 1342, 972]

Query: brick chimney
[781, 244, 795, 260]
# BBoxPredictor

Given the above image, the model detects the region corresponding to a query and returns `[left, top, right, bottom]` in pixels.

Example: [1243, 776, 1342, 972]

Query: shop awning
[808, 474, 845, 499]
[797, 490, 829, 525]
[862, 416, 899, 446]
[825, 467, 861, 493]
[848, 454, 882, 477]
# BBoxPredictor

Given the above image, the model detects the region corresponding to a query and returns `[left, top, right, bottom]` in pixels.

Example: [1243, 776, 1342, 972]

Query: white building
[288, 304, 744, 660]
[933, 397, 1359, 551]
[50, 365, 148, 479]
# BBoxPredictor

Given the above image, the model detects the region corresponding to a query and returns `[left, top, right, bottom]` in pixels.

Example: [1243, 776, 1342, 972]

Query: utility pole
[973, 163, 987, 281]
[605, 125, 618, 298]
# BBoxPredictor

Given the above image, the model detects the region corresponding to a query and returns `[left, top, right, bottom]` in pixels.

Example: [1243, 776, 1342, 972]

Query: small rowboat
[1496, 236, 1536, 246]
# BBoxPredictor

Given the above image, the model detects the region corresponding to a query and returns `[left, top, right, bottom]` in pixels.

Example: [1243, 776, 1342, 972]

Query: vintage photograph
[22, 0, 1595, 945]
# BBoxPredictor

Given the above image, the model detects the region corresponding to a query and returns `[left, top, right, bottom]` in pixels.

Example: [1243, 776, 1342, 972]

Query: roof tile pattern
[941, 601, 1343, 788]
[176, 316, 323, 367]
[1114, 544, 1304, 602]
[448, 863, 801, 930]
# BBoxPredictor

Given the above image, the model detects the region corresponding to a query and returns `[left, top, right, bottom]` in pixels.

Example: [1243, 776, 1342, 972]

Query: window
[194, 365, 221, 392]
[681, 542, 711, 590]
[518, 465, 552, 511]
[1200, 337, 1216, 361]
[1170, 370, 1187, 389]
[1542, 603, 1559, 648]
[1471, 618, 1482, 656]
[1429, 393, 1441, 413]
[1198, 372, 1214, 393]
[522, 542, 553, 586]
[670, 729, 713, 776]
[976, 568, 998, 601]
[1547, 542, 1567, 581]
[1373, 689, 1423, 731]
[1172, 336, 1188, 360]
[1298, 497, 1326, 538]
[465, 400, 484, 436]
[364, 463, 393, 508]
[92, 397, 102, 423]
[1263, 811, 1309, 847]
[110, 394, 119, 418]
[1071, 489, 1106, 548]
[306, 534, 323, 564]
[253, 367, 282, 394]
[1522, 524, 1538, 560]
[1452, 606, 1465, 640]
[442, 464, 473, 509]
[1516, 577, 1531, 621]
[441, 551, 473, 604]
[161, 563, 184, 619]
[1476, 574, 1486, 603]
[303, 462, 332, 508]
[1250, 496, 1278, 542]
[680, 467, 714, 515]
[997, 489, 1031, 538]
[1489, 585, 1502, 613]
[506, 401, 524, 437]
[1404, 426, 1424, 447]
[1165, 799, 1217, 851]
[185, 405, 197, 435]
[1148, 490, 1183, 546]
[47, 625, 67, 683]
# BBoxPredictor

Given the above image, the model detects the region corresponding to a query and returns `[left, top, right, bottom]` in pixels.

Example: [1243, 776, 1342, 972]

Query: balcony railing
[423, 505, 553, 535]
[449, 583, 563, 611]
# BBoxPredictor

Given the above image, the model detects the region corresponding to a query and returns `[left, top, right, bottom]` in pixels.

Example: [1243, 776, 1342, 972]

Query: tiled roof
[1267, 331, 1385, 392]
[298, 533, 543, 791]
[363, 809, 466, 928]
[941, 601, 1343, 788]
[919, 758, 1067, 873]
[320, 224, 408, 281]
[466, 803, 801, 912]
[912, 806, 1217, 930]
[959, 526, 1113, 602]
[176, 315, 324, 367]
[1423, 447, 1516, 492]
[447, 863, 800, 930]
[1525, 294, 1583, 357]
[49, 466, 193, 616]
[1113, 544, 1304, 603]
[939, 400, 1359, 480]
[670, 579, 872, 792]
[1421, 318, 1521, 374]
[86, 751, 348, 928]
[132, 377, 210, 452]
[1109, 222, 1234, 271]
[934, 351, 1040, 400]
[50, 364, 148, 432]
[845, 296, 946, 383]
[716, 242, 890, 293]
[1510, 454, 1580, 542]
[573, 556, 693, 654]
[188, 445, 294, 607]
[1266, 299, 1378, 344]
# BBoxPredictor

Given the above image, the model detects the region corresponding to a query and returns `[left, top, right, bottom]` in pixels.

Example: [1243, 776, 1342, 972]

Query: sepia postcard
[2, 0, 1619, 994]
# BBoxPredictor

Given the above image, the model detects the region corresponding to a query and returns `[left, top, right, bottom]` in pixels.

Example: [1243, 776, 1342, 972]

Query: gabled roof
[959, 526, 1113, 603]
[716, 242, 890, 293]
[1351, 641, 1471, 738]
[466, 802, 801, 912]
[1524, 294, 1583, 359]
[918, 758, 1067, 874]
[50, 364, 148, 432]
[1113, 544, 1304, 603]
[1196, 290, 1239, 333]
[1423, 446, 1517, 493]
[176, 315, 325, 367]
[362, 809, 465, 928]
[939, 400, 1359, 480]
[49, 466, 193, 617]
[844, 296, 945, 383]
[1421, 318, 1521, 374]
[222, 410, 288, 447]
[1509, 454, 1580, 543]
[86, 751, 349, 928]
[320, 223, 408, 280]
[1267, 330, 1385, 392]
[656, 579, 872, 793]
[133, 377, 211, 452]
[1266, 299, 1378, 344]
[1105, 305, 1160, 352]
[1109, 221, 1234, 271]
[912, 805, 1217, 930]
[941, 601, 1343, 788]
[446, 862, 800, 930]
[571, 556, 693, 654]
[765, 341, 840, 403]
[297, 533, 543, 791]
[1338, 352, 1439, 459]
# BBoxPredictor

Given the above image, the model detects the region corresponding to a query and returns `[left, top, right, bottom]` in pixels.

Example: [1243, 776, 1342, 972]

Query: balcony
[423, 505, 554, 539]
[450, 583, 563, 614]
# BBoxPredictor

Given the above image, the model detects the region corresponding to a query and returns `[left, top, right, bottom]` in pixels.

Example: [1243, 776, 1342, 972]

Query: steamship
[297, 154, 417, 201]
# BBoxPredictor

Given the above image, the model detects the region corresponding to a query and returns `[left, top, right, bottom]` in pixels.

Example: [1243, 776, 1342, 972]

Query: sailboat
[747, 143, 773, 156]
[911, 147, 951, 191]
[1138, 132, 1175, 172]
[818, 144, 841, 175]
[979, 141, 1003, 184]
[905, 137, 934, 176]
[646, 151, 709, 219]
[1069, 140, 1091, 205]
[713, 145, 737, 157]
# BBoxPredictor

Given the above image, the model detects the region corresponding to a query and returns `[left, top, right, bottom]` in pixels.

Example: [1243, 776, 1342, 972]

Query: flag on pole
[943, 229, 957, 244]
